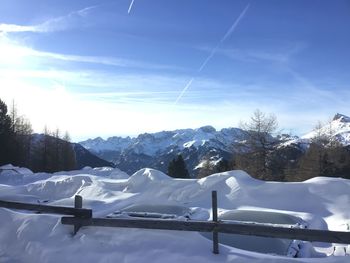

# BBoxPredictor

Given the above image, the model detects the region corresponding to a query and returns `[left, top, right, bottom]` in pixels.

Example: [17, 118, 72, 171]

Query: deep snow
[0, 165, 349, 262]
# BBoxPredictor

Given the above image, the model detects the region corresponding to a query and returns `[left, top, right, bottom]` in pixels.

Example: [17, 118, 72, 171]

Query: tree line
[168, 110, 350, 181]
[231, 110, 350, 181]
[0, 98, 76, 172]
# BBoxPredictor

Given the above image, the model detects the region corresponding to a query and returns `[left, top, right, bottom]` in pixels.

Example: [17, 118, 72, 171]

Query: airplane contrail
[173, 78, 194, 105]
[128, 0, 135, 14]
[219, 4, 250, 44]
[174, 4, 250, 104]
[198, 4, 250, 73]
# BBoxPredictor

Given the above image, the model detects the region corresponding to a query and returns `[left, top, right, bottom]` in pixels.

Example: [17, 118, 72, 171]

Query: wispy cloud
[174, 4, 250, 104]
[0, 24, 38, 33]
[0, 35, 180, 71]
[197, 42, 307, 65]
[0, 6, 97, 34]
[32, 49, 180, 71]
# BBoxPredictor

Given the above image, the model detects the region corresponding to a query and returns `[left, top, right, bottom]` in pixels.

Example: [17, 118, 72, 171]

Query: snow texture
[0, 165, 350, 262]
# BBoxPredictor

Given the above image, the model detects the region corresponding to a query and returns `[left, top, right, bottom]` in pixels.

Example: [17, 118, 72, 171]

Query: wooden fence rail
[2, 192, 350, 255]
[0, 198, 92, 218]
[60, 191, 350, 255]
[61, 215, 350, 244]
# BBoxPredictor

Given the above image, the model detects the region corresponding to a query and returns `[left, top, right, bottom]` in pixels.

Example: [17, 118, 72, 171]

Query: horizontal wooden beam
[61, 217, 350, 244]
[62, 217, 214, 232]
[0, 200, 92, 218]
[217, 222, 350, 244]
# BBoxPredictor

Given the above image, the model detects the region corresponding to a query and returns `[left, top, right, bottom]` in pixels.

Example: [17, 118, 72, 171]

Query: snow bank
[0, 166, 350, 262]
[0, 164, 34, 185]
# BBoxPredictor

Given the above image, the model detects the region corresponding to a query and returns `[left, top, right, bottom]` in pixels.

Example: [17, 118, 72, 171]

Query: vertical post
[212, 190, 219, 254]
[73, 195, 83, 235]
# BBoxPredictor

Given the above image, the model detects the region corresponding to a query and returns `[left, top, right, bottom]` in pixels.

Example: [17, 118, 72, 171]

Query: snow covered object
[0, 166, 350, 262]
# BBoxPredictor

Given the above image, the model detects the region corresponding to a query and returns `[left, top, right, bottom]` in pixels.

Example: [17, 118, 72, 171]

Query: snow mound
[0, 164, 34, 185]
[53, 166, 127, 178]
[123, 168, 173, 194]
[1, 166, 350, 262]
[128, 168, 170, 186]
[26, 175, 93, 199]
[109, 168, 129, 179]
[0, 164, 33, 175]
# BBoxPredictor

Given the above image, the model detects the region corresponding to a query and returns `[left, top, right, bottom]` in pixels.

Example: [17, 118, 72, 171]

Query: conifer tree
[9, 100, 33, 166]
[167, 154, 190, 179]
[0, 99, 13, 165]
[62, 132, 77, 170]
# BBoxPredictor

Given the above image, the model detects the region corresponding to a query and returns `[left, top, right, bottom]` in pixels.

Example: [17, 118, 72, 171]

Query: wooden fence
[1, 192, 350, 255]
[0, 198, 92, 218]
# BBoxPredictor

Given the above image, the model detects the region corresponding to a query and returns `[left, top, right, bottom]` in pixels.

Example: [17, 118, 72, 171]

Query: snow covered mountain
[79, 113, 350, 176]
[285, 113, 350, 147]
[79, 126, 245, 175]
[302, 113, 350, 145]
[81, 126, 243, 156]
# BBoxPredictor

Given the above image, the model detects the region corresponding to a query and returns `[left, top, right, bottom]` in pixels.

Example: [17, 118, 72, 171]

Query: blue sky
[1, 0, 349, 141]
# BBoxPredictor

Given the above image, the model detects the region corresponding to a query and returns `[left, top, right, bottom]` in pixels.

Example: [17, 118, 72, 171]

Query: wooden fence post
[212, 190, 219, 254]
[74, 195, 83, 235]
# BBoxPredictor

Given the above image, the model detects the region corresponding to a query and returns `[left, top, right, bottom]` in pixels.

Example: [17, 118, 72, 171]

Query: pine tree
[0, 99, 13, 165]
[167, 154, 190, 179]
[62, 131, 77, 170]
[9, 100, 33, 167]
[216, 159, 231, 173]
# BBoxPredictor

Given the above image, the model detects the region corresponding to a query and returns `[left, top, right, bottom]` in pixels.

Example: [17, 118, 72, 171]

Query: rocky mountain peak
[197, 125, 216, 133]
[333, 113, 350, 123]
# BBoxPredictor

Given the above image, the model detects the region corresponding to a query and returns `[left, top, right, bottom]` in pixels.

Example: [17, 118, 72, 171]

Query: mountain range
[80, 126, 244, 176]
[79, 113, 350, 176]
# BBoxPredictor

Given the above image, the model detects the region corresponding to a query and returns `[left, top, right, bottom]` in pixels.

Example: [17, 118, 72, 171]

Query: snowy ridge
[301, 113, 350, 145]
[282, 113, 350, 147]
[80, 126, 244, 156]
[81, 114, 350, 154]
[1, 165, 350, 262]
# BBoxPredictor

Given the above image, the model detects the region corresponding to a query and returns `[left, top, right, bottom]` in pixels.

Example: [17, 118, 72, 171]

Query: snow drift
[0, 165, 349, 262]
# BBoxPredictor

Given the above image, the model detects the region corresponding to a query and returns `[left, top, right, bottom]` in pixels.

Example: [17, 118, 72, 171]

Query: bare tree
[235, 109, 279, 180]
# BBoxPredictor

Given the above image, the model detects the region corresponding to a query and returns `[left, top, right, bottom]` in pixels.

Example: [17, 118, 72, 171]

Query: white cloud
[0, 24, 38, 33]
[0, 34, 179, 71]
[0, 6, 97, 34]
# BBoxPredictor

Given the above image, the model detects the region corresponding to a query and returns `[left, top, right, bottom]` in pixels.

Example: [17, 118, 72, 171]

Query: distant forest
[0, 98, 76, 172]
